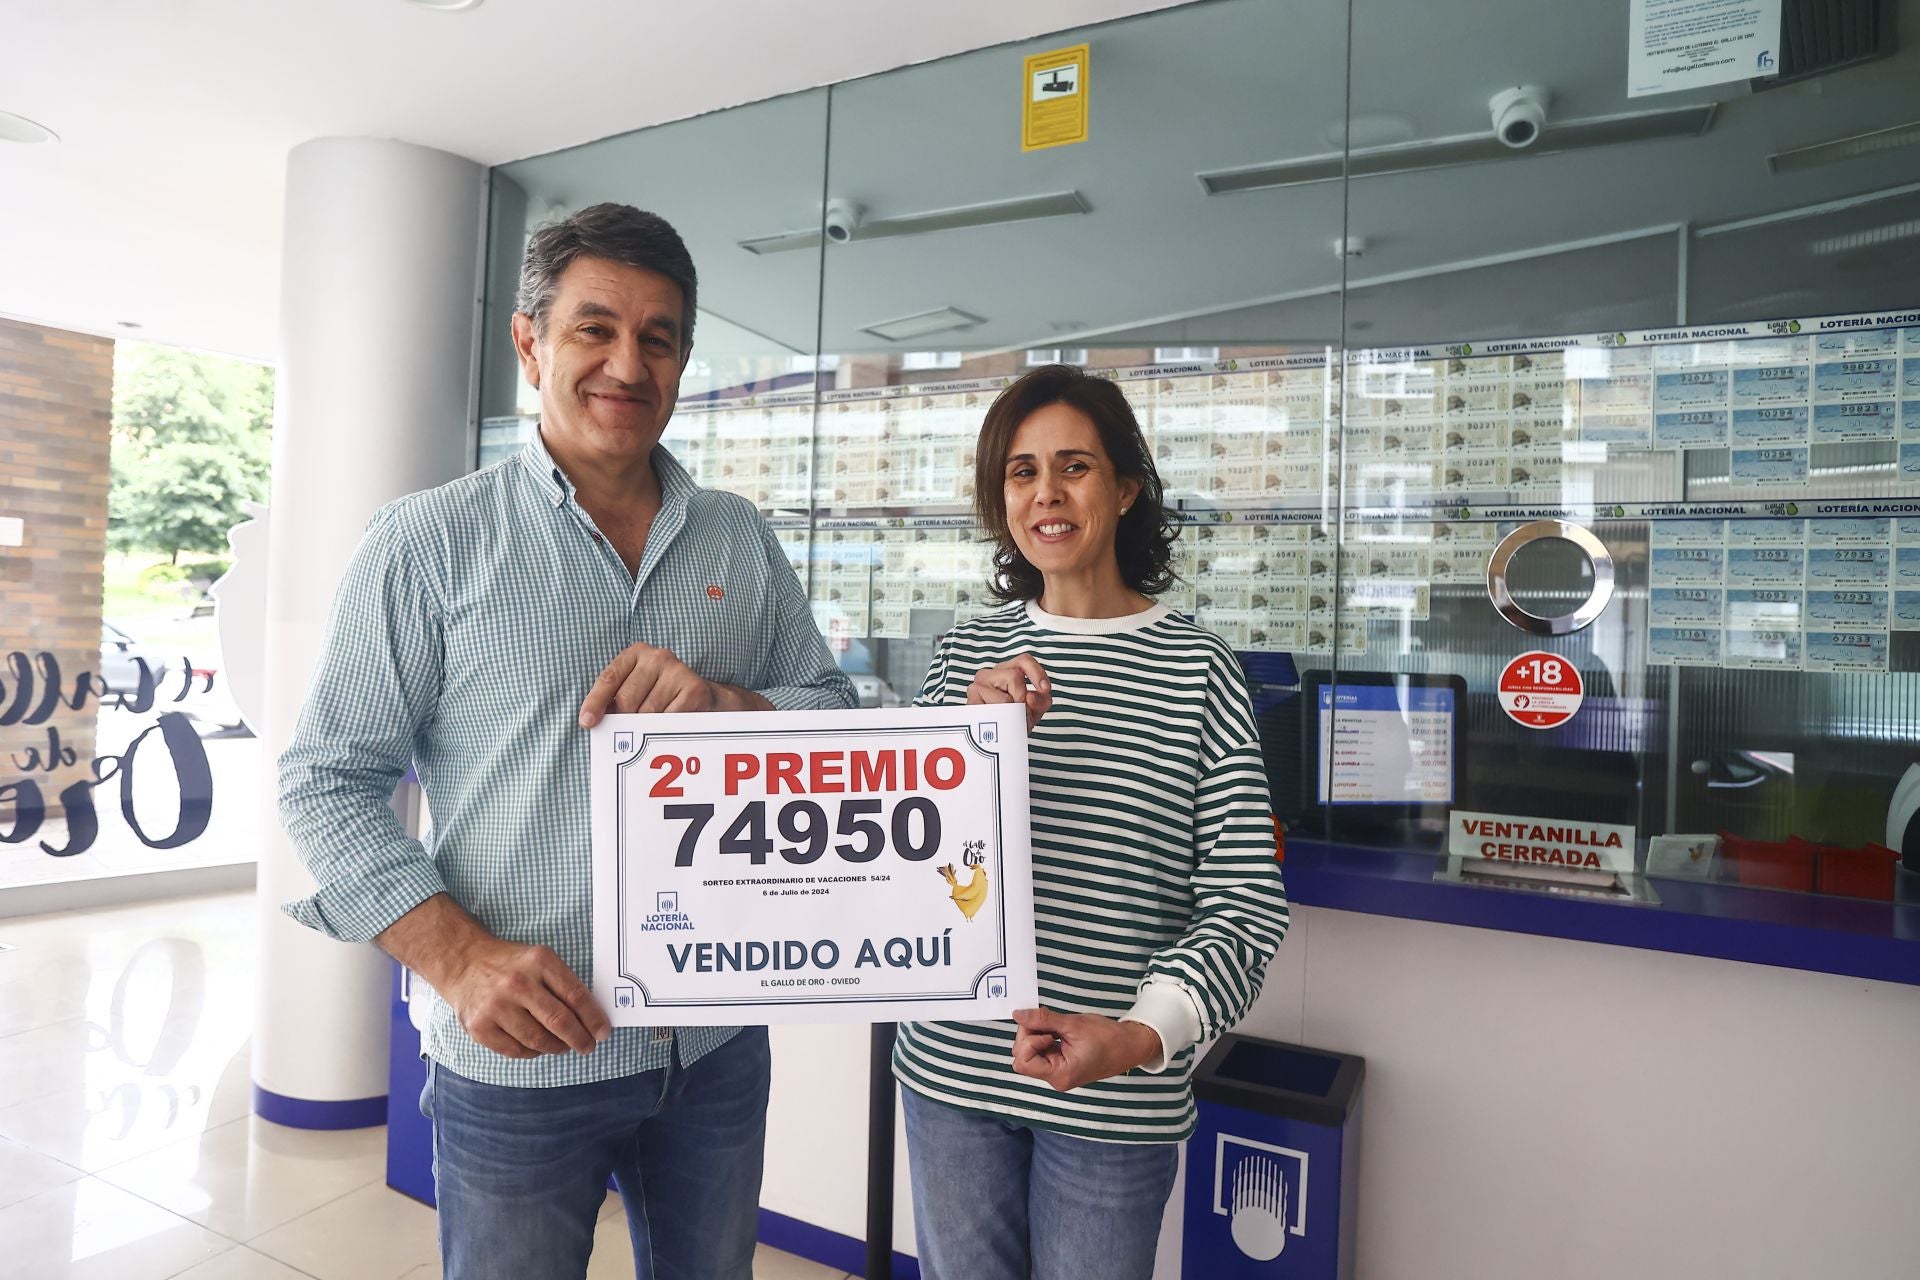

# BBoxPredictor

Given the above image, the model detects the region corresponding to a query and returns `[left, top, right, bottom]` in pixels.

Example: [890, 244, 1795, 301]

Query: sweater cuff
[1120, 980, 1204, 1074]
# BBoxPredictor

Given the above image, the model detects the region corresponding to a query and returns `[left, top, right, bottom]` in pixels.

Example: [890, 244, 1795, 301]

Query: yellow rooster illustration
[938, 863, 989, 922]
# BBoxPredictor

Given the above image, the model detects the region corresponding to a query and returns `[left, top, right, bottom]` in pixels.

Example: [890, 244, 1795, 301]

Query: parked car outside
[98, 620, 171, 694]
[97, 620, 251, 736]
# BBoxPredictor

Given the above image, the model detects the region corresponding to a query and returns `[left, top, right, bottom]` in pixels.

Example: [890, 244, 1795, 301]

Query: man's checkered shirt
[279, 432, 856, 1086]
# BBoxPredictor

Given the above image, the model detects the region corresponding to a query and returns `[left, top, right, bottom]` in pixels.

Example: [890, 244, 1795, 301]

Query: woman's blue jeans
[901, 1085, 1180, 1280]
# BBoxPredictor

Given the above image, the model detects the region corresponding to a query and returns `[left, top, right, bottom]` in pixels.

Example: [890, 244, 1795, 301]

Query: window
[899, 351, 963, 371]
[1026, 348, 1089, 366]
[0, 330, 274, 894]
[1153, 346, 1219, 362]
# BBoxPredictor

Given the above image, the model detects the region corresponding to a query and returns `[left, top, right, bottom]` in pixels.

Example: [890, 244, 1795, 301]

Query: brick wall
[0, 318, 114, 824]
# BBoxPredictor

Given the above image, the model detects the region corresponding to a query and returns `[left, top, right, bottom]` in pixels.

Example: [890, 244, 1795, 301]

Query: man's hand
[376, 894, 611, 1060]
[578, 644, 773, 726]
[1010, 1006, 1161, 1092]
[438, 934, 613, 1060]
[966, 654, 1051, 731]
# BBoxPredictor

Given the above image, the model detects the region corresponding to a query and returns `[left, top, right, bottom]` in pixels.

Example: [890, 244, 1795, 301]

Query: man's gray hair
[515, 203, 698, 351]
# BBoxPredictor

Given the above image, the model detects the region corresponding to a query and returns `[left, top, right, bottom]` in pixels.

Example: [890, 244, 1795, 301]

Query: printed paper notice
[1630, 0, 1782, 97]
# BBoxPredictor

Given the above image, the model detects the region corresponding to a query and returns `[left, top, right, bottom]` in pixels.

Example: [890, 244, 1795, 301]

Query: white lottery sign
[590, 706, 1037, 1025]
[1628, 0, 1781, 97]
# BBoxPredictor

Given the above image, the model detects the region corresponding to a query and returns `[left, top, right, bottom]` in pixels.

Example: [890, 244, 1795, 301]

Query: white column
[253, 138, 484, 1126]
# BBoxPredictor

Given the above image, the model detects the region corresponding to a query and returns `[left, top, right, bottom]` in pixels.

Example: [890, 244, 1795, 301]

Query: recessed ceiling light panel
[1808, 219, 1920, 255]
[0, 110, 58, 145]
[1767, 120, 1920, 175]
[405, 0, 484, 10]
[860, 307, 985, 343]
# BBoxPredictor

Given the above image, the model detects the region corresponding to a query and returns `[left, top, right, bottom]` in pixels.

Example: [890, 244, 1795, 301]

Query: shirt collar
[1025, 598, 1170, 634]
[519, 428, 571, 507]
[518, 427, 698, 513]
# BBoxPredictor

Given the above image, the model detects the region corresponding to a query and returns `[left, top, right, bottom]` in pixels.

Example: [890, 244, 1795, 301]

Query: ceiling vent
[1753, 0, 1897, 90]
[740, 191, 1089, 255]
[1766, 118, 1920, 173]
[1198, 104, 1716, 193]
[1808, 217, 1920, 254]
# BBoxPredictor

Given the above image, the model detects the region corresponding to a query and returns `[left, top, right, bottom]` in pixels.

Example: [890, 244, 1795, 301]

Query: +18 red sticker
[1497, 651, 1582, 730]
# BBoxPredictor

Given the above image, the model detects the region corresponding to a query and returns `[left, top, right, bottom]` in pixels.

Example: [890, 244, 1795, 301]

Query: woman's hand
[966, 654, 1051, 731]
[1010, 1007, 1161, 1092]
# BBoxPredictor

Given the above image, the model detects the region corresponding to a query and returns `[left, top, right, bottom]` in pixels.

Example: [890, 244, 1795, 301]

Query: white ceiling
[0, 0, 1186, 361]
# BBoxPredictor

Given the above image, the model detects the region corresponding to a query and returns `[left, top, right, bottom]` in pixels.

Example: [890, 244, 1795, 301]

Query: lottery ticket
[1649, 627, 1723, 666]
[1730, 447, 1808, 487]
[1804, 630, 1888, 672]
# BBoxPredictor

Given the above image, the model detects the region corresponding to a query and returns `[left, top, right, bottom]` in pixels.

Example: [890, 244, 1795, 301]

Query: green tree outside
[109, 342, 274, 564]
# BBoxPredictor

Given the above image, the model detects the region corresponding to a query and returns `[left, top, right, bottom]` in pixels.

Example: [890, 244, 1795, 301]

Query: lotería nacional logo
[643, 891, 694, 932]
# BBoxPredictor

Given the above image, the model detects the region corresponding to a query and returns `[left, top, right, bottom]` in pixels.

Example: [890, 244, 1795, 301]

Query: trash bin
[1182, 1033, 1364, 1279]
[386, 959, 436, 1207]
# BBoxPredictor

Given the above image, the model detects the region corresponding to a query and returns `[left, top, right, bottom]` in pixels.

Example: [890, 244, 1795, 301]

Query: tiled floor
[0, 890, 851, 1280]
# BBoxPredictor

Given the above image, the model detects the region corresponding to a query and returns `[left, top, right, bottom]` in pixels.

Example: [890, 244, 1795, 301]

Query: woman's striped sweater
[892, 599, 1289, 1142]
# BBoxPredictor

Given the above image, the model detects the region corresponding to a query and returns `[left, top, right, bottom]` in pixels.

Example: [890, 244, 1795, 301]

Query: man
[279, 203, 855, 1280]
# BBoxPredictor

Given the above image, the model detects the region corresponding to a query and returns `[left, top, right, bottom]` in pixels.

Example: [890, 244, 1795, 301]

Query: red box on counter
[1809, 841, 1899, 901]
[1718, 831, 1815, 892]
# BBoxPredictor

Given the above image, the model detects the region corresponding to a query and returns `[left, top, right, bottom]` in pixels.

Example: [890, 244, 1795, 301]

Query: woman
[894, 364, 1289, 1280]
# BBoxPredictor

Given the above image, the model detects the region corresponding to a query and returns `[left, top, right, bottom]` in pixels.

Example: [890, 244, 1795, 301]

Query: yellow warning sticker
[1021, 44, 1089, 152]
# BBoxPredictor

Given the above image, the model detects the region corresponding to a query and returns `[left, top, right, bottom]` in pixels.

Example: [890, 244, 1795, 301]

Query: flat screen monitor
[1303, 671, 1465, 819]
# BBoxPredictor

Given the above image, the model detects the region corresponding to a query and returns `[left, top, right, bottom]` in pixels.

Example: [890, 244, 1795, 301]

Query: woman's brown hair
[973, 364, 1178, 603]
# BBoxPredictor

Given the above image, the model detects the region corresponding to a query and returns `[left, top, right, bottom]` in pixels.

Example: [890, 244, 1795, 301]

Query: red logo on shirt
[706, 585, 725, 600]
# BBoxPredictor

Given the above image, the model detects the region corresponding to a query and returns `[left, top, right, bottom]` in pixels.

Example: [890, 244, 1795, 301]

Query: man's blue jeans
[423, 1027, 770, 1280]
[901, 1086, 1179, 1280]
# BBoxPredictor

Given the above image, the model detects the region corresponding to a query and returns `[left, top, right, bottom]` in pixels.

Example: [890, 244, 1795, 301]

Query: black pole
[865, 1021, 898, 1280]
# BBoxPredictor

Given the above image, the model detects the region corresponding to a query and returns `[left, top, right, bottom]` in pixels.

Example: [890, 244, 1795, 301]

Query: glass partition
[474, 0, 1920, 911]
[814, 0, 1350, 709]
[1333, 0, 1920, 899]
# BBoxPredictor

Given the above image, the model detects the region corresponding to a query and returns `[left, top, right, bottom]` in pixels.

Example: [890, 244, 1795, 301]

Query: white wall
[762, 906, 1920, 1279]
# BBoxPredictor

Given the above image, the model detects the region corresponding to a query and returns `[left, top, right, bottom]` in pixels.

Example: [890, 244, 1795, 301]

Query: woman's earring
[1120, 506, 1130, 515]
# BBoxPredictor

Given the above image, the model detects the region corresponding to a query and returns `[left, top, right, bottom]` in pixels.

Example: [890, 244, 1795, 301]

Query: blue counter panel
[1284, 840, 1920, 986]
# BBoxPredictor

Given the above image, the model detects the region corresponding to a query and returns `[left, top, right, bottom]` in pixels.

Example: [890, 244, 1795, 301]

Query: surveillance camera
[1489, 86, 1549, 149]
[823, 199, 864, 244]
